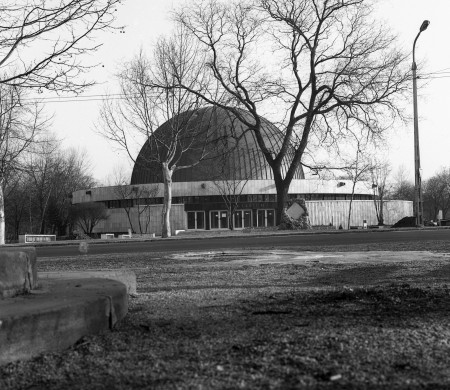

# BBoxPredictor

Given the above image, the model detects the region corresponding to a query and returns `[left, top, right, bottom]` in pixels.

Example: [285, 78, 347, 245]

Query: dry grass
[2, 248, 450, 389]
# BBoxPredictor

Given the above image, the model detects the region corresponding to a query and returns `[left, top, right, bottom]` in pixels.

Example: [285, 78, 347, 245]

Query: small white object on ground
[79, 241, 89, 255]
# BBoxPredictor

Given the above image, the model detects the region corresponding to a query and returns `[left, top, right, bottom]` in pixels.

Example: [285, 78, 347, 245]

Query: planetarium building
[72, 107, 412, 235]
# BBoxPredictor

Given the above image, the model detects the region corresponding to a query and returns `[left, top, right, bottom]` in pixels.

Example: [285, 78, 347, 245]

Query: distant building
[72, 107, 412, 235]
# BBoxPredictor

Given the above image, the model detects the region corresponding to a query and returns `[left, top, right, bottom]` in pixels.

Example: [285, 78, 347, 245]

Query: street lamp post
[412, 20, 429, 227]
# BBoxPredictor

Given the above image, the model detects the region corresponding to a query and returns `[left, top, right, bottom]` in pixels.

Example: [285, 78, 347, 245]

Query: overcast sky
[39, 0, 450, 184]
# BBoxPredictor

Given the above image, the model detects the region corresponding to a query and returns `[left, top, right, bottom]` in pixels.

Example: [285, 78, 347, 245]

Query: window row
[104, 194, 373, 208]
[187, 209, 275, 230]
[174, 194, 277, 204]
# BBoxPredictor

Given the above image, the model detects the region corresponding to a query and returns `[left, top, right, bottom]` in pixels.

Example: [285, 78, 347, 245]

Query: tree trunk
[123, 207, 135, 234]
[228, 204, 234, 230]
[137, 205, 144, 234]
[39, 191, 52, 234]
[0, 182, 5, 245]
[348, 182, 357, 230]
[378, 195, 384, 225]
[138, 205, 151, 234]
[274, 175, 289, 224]
[161, 162, 173, 238]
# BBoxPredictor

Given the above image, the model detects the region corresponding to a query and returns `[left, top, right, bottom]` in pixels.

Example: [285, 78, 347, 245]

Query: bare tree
[0, 0, 119, 244]
[0, 85, 47, 244]
[112, 184, 159, 234]
[26, 137, 62, 234]
[175, 0, 410, 222]
[4, 172, 29, 241]
[391, 166, 415, 202]
[4, 145, 95, 240]
[70, 202, 108, 236]
[423, 168, 450, 221]
[371, 160, 391, 226]
[99, 26, 216, 238]
[101, 163, 132, 187]
[340, 134, 373, 229]
[45, 148, 96, 235]
[0, 0, 121, 92]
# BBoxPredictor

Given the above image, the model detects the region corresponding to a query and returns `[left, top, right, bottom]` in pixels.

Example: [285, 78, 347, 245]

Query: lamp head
[420, 20, 430, 32]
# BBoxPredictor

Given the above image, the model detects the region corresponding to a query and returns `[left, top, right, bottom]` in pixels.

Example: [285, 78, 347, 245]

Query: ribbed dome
[130, 106, 304, 184]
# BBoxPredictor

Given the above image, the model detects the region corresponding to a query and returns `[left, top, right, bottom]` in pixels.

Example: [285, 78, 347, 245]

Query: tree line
[390, 167, 450, 222]
[4, 139, 96, 242]
[346, 163, 450, 226]
[0, 0, 121, 244]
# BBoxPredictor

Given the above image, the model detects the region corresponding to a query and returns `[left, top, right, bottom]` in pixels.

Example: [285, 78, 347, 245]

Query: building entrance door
[210, 211, 229, 229]
[257, 209, 276, 227]
[187, 211, 205, 230]
[234, 210, 252, 229]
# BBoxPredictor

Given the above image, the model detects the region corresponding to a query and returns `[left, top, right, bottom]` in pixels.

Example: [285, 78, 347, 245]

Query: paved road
[35, 229, 450, 258]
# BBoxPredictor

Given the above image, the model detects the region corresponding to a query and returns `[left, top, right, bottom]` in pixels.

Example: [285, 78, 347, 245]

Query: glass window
[187, 212, 196, 229]
[197, 211, 205, 229]
[267, 210, 275, 227]
[187, 211, 205, 230]
[257, 210, 265, 227]
[244, 210, 252, 228]
[220, 211, 228, 229]
[256, 209, 276, 227]
[234, 211, 243, 228]
[210, 211, 228, 229]
[211, 211, 219, 229]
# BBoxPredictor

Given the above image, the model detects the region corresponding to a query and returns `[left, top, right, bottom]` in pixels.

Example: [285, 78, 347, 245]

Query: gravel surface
[2, 246, 450, 389]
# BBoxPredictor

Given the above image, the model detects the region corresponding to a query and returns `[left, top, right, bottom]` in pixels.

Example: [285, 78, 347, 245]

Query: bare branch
[0, 0, 121, 92]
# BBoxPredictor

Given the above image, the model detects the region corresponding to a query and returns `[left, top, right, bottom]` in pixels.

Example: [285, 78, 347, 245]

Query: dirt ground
[2, 245, 450, 389]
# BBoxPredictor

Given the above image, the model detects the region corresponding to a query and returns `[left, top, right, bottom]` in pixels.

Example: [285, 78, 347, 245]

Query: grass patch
[2, 252, 450, 389]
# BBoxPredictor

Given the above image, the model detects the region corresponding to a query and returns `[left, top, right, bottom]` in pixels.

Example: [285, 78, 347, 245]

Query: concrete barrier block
[0, 278, 128, 365]
[0, 248, 37, 298]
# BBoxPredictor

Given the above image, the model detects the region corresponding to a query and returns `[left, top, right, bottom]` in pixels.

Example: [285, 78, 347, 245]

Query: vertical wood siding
[306, 200, 413, 228]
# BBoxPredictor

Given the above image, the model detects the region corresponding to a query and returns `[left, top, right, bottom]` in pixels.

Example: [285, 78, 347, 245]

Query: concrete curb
[0, 277, 128, 365]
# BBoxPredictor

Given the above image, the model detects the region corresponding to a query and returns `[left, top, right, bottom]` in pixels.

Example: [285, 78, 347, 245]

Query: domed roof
[130, 106, 304, 184]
